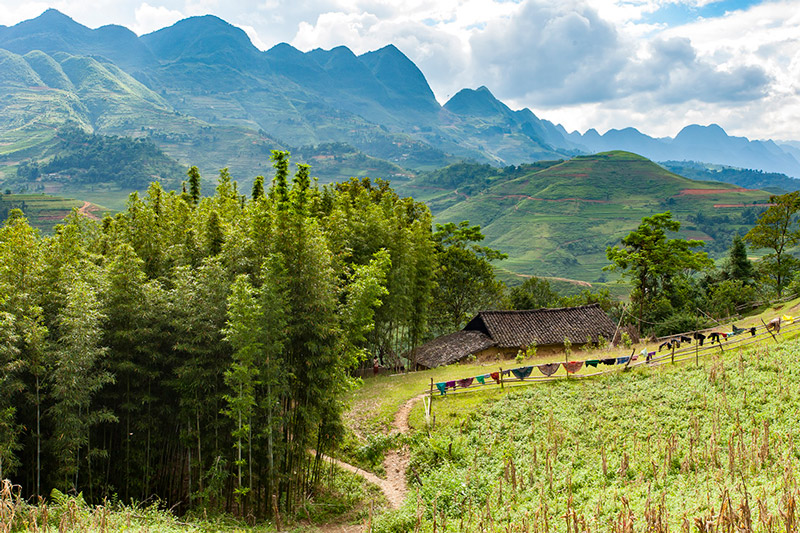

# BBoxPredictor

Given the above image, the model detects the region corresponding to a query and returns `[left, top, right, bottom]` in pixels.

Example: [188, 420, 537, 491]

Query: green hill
[398, 151, 773, 283]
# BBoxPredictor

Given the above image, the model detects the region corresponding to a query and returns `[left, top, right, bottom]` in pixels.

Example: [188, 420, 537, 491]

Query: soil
[312, 393, 425, 532]
[78, 201, 101, 221]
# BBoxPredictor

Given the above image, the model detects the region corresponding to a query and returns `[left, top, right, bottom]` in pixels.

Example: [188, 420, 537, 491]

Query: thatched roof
[413, 330, 496, 369]
[464, 304, 617, 348]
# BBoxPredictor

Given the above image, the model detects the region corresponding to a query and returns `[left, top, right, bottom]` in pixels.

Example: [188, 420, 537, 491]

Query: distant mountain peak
[444, 86, 509, 117]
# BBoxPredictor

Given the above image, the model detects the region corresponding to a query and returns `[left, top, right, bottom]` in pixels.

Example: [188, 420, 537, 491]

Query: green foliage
[606, 211, 713, 334]
[509, 276, 560, 310]
[16, 126, 185, 189]
[744, 191, 800, 297]
[429, 221, 507, 333]
[405, 340, 800, 531]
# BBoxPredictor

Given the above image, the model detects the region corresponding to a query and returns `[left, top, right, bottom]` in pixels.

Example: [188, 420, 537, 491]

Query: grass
[356, 300, 800, 532]
[0, 462, 382, 532]
[397, 151, 774, 283]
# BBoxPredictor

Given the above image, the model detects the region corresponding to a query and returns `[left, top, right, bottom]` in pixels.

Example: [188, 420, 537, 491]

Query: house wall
[464, 343, 590, 364]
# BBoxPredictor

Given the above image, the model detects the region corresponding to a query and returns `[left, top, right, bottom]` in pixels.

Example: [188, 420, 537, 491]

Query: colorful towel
[585, 360, 600, 368]
[538, 363, 560, 377]
[476, 374, 486, 385]
[617, 356, 630, 365]
[511, 366, 533, 380]
[445, 380, 456, 390]
[601, 358, 616, 365]
[563, 361, 583, 374]
[631, 354, 639, 362]
[436, 382, 447, 395]
[458, 377, 474, 388]
[490, 372, 501, 384]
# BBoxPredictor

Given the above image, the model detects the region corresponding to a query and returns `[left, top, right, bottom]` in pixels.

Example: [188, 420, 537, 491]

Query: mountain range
[1, 8, 800, 190]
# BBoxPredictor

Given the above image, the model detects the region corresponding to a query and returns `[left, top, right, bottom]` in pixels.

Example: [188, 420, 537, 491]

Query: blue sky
[0, 0, 798, 141]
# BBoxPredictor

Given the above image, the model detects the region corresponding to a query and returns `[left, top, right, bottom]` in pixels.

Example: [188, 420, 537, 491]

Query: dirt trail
[77, 201, 100, 221]
[312, 393, 425, 532]
[381, 393, 426, 508]
[320, 393, 425, 508]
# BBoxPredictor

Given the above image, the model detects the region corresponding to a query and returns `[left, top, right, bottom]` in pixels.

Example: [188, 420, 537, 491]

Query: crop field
[400, 152, 774, 282]
[364, 303, 800, 532]
[0, 193, 104, 232]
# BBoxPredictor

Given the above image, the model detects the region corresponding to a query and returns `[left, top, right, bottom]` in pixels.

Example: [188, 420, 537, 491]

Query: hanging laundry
[476, 375, 486, 385]
[782, 315, 795, 325]
[563, 361, 583, 374]
[729, 325, 746, 336]
[585, 360, 600, 368]
[436, 382, 447, 395]
[511, 366, 534, 380]
[750, 327, 757, 337]
[445, 380, 456, 390]
[490, 372, 501, 384]
[693, 332, 706, 346]
[601, 358, 616, 365]
[679, 335, 692, 343]
[617, 356, 630, 365]
[631, 354, 639, 362]
[766, 317, 781, 333]
[659, 338, 680, 351]
[458, 377, 474, 388]
[538, 363, 560, 377]
[502, 369, 512, 377]
[708, 332, 727, 344]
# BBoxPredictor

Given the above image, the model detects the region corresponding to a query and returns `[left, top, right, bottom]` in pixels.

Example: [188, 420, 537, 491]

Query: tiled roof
[464, 304, 617, 348]
[413, 330, 496, 369]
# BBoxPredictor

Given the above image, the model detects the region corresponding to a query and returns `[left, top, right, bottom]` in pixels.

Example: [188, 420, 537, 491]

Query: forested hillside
[14, 125, 186, 190]
[0, 156, 442, 517]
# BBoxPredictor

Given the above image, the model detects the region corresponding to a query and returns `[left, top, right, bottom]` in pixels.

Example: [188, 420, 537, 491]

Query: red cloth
[458, 377, 474, 388]
[563, 361, 584, 374]
[490, 372, 500, 383]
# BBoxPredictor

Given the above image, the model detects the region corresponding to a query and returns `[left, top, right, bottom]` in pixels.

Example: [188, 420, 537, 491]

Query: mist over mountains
[1, 8, 799, 183]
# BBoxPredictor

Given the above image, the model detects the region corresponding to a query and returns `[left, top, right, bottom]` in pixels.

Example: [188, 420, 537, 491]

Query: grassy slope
[344, 299, 800, 532]
[400, 152, 772, 283]
[0, 193, 105, 232]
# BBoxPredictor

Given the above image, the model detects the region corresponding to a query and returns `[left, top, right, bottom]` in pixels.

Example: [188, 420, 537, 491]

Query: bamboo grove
[0, 152, 441, 517]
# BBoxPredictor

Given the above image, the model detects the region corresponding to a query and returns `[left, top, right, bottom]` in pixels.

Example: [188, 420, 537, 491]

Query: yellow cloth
[782, 315, 795, 325]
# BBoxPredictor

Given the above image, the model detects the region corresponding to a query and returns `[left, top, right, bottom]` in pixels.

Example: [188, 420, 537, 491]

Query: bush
[651, 312, 710, 338]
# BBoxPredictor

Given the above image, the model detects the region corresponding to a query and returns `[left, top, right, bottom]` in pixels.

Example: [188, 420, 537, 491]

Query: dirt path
[77, 201, 100, 221]
[381, 393, 426, 508]
[319, 393, 425, 511]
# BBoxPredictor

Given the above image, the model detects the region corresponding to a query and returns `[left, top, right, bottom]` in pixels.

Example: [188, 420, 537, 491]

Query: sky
[1, 0, 798, 141]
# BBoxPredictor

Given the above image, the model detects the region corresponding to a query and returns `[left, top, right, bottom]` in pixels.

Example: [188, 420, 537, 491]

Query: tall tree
[606, 212, 712, 333]
[744, 191, 800, 297]
[49, 265, 114, 493]
[429, 221, 506, 333]
[187, 166, 202, 206]
[723, 234, 754, 285]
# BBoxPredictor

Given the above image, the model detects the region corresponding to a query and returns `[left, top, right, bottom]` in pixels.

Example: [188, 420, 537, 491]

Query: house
[413, 304, 618, 369]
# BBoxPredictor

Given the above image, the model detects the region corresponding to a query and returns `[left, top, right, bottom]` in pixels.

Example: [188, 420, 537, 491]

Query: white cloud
[132, 3, 184, 34]
[0, 0, 797, 142]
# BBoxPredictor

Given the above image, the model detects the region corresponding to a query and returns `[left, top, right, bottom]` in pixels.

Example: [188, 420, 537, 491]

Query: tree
[429, 221, 506, 333]
[187, 166, 202, 206]
[509, 277, 560, 310]
[605, 212, 712, 334]
[744, 191, 800, 297]
[723, 234, 754, 285]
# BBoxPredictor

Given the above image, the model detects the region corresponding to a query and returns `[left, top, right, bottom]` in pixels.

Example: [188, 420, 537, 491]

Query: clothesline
[431, 314, 798, 396]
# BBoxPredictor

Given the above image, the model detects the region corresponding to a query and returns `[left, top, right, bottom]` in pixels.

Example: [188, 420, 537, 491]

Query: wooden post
[500, 367, 504, 389]
[761, 319, 779, 344]
[695, 341, 699, 367]
[671, 342, 675, 364]
[430, 378, 433, 398]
